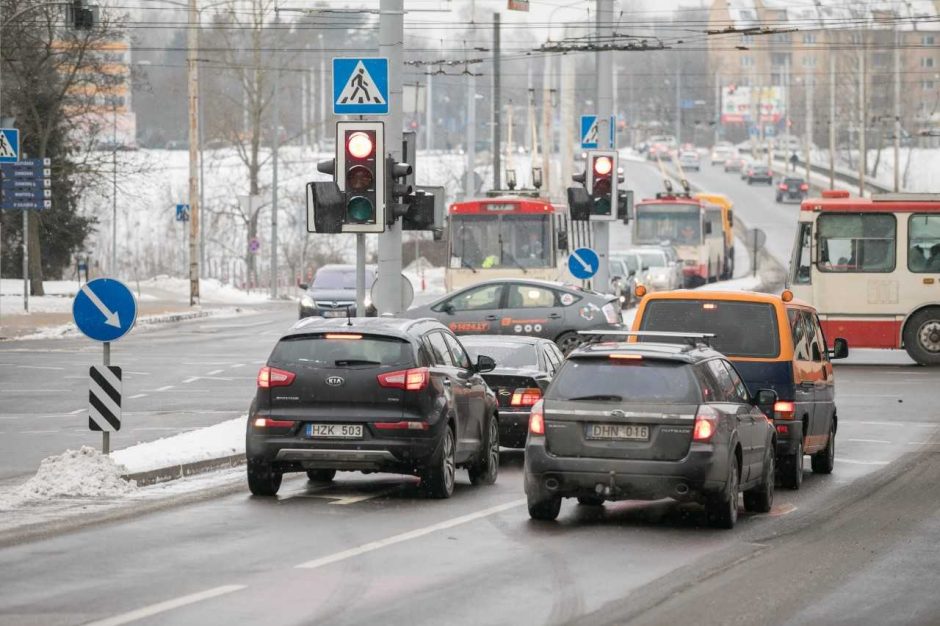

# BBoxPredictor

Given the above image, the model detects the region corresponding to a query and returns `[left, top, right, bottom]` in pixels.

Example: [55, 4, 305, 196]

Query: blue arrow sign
[568, 247, 599, 280]
[72, 278, 137, 342]
[333, 58, 389, 115]
[580, 115, 598, 149]
[0, 128, 19, 163]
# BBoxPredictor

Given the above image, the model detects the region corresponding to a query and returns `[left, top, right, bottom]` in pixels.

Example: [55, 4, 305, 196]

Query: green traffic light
[347, 196, 374, 223]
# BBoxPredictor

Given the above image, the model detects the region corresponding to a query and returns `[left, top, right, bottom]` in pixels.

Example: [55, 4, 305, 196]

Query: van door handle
[548, 313, 562, 319]
[485, 315, 499, 321]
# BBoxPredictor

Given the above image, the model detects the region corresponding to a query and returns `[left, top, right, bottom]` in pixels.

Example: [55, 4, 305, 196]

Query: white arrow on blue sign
[580, 115, 598, 149]
[568, 247, 599, 280]
[333, 58, 389, 115]
[72, 278, 138, 342]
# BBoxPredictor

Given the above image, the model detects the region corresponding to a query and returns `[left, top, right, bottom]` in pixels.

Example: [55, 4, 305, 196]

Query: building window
[803, 33, 817, 44]
[741, 56, 753, 68]
[772, 53, 789, 67]
[923, 35, 935, 45]
[741, 34, 752, 45]
[817, 213, 896, 273]
[923, 80, 935, 90]
[922, 57, 935, 68]
[803, 56, 817, 68]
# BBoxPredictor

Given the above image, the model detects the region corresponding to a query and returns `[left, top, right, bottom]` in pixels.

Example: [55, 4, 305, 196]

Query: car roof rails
[576, 330, 716, 348]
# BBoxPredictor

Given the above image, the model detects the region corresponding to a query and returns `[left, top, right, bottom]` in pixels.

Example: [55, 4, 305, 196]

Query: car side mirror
[754, 388, 778, 408]
[475, 354, 496, 373]
[298, 283, 308, 290]
[828, 337, 849, 360]
[441, 302, 456, 315]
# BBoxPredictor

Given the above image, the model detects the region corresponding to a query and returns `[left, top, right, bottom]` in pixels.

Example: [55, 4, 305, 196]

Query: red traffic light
[347, 131, 374, 159]
[593, 156, 613, 176]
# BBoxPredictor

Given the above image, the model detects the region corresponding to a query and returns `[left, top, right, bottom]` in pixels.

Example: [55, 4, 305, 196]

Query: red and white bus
[790, 190, 940, 364]
[446, 196, 568, 291]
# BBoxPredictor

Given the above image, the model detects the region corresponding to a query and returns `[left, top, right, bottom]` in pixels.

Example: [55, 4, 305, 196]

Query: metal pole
[540, 54, 551, 196]
[493, 12, 501, 190]
[271, 67, 280, 299]
[894, 28, 901, 192]
[356, 233, 365, 314]
[22, 210, 27, 311]
[112, 108, 117, 276]
[592, 0, 612, 292]
[187, 0, 200, 305]
[376, 0, 404, 314]
[425, 70, 432, 151]
[302, 71, 308, 153]
[858, 46, 866, 197]
[714, 72, 721, 145]
[319, 36, 325, 152]
[675, 54, 681, 144]
[102, 341, 110, 455]
[829, 50, 836, 190]
[466, 70, 476, 198]
[805, 74, 813, 183]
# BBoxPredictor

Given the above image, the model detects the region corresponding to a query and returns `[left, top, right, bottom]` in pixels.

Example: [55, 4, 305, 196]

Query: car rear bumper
[497, 409, 530, 447]
[773, 419, 804, 456]
[523, 437, 730, 502]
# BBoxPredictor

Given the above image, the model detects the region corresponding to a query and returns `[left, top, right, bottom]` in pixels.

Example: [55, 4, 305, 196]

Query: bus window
[792, 222, 812, 284]
[817, 213, 896, 273]
[908, 214, 940, 272]
[635, 204, 701, 244]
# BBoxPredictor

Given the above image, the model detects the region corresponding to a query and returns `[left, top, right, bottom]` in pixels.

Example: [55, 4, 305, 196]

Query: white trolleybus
[790, 190, 940, 364]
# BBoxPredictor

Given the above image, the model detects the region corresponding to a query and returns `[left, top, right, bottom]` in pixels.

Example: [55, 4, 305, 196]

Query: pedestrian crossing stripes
[89, 366, 122, 431]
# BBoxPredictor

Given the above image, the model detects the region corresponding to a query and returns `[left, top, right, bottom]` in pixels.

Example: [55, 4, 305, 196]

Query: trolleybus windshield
[635, 203, 701, 245]
[450, 214, 551, 269]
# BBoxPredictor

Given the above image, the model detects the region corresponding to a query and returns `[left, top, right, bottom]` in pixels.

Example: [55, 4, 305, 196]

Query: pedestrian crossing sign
[333, 58, 389, 115]
[0, 128, 19, 163]
[580, 115, 598, 149]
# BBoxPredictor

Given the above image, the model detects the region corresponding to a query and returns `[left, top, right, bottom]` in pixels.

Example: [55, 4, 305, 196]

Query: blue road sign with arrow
[72, 278, 138, 342]
[580, 115, 598, 149]
[333, 58, 389, 115]
[568, 247, 599, 280]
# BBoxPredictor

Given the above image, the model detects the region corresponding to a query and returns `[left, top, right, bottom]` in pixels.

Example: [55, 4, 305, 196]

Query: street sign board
[0, 159, 51, 210]
[176, 203, 190, 222]
[580, 115, 598, 149]
[0, 128, 19, 162]
[89, 366, 122, 432]
[568, 247, 599, 280]
[333, 58, 389, 115]
[72, 278, 138, 342]
[609, 114, 616, 148]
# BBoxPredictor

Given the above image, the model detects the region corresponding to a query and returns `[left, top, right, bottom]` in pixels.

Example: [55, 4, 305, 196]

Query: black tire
[247, 460, 282, 496]
[306, 469, 336, 482]
[705, 457, 739, 529]
[528, 494, 562, 521]
[779, 439, 804, 490]
[422, 423, 456, 499]
[811, 420, 836, 474]
[468, 412, 499, 486]
[556, 331, 583, 355]
[577, 496, 604, 506]
[744, 448, 775, 513]
[903, 307, 940, 365]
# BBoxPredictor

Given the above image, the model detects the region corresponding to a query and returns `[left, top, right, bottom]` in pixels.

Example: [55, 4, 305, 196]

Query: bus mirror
[829, 337, 849, 360]
[557, 231, 569, 252]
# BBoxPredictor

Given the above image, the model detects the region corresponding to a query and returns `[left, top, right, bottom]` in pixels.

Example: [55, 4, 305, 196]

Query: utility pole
[466, 70, 476, 198]
[493, 12, 501, 190]
[805, 73, 813, 183]
[319, 34, 326, 151]
[593, 0, 612, 290]
[674, 54, 681, 144]
[540, 55, 551, 197]
[187, 0, 200, 306]
[894, 28, 901, 192]
[858, 46, 866, 197]
[829, 50, 836, 190]
[271, 67, 280, 299]
[425, 70, 432, 151]
[714, 72, 721, 145]
[376, 0, 404, 314]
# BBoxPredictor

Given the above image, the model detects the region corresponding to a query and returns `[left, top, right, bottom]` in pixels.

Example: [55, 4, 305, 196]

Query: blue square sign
[333, 58, 389, 115]
[0, 128, 19, 163]
[580, 115, 598, 150]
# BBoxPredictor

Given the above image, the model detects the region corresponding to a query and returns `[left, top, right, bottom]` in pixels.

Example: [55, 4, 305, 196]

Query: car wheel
[779, 439, 804, 490]
[306, 469, 336, 482]
[556, 331, 583, 355]
[577, 496, 604, 506]
[422, 423, 456, 499]
[811, 420, 836, 474]
[705, 457, 739, 529]
[902, 307, 940, 365]
[247, 460, 282, 496]
[528, 493, 562, 521]
[743, 448, 774, 513]
[468, 412, 499, 486]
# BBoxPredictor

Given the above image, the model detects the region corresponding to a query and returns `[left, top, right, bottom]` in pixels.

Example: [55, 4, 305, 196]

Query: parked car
[678, 150, 701, 171]
[246, 317, 499, 498]
[745, 164, 773, 185]
[523, 334, 778, 528]
[711, 145, 735, 166]
[459, 335, 564, 448]
[403, 278, 623, 354]
[299, 264, 377, 319]
[776, 177, 810, 203]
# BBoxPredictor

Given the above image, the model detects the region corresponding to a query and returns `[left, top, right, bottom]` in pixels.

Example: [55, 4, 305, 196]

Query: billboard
[721, 86, 784, 124]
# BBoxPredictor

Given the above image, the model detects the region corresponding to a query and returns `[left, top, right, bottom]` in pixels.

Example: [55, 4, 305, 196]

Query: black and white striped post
[89, 344, 122, 454]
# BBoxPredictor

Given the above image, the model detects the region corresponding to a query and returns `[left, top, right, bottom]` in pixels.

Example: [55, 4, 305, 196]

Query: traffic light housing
[586, 151, 618, 221]
[385, 157, 413, 225]
[336, 121, 385, 233]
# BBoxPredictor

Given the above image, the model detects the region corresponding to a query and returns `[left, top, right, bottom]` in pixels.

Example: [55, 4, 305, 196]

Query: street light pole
[187, 0, 200, 305]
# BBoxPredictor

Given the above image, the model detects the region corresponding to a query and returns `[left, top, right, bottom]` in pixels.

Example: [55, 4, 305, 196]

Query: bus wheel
[903, 308, 940, 365]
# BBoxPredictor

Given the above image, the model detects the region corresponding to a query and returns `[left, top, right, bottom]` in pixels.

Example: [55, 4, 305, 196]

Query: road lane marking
[847, 438, 891, 444]
[182, 377, 199, 384]
[229, 363, 245, 369]
[851, 420, 939, 427]
[838, 458, 890, 466]
[295, 499, 526, 570]
[207, 369, 224, 376]
[68, 408, 85, 415]
[153, 385, 174, 392]
[21, 430, 60, 434]
[128, 393, 148, 400]
[0, 364, 65, 371]
[908, 441, 940, 446]
[84, 584, 246, 626]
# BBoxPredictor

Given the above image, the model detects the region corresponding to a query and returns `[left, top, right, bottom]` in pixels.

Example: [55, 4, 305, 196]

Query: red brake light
[510, 388, 542, 407]
[377, 367, 429, 391]
[800, 183, 809, 191]
[325, 333, 362, 340]
[253, 417, 295, 429]
[774, 400, 795, 419]
[609, 353, 643, 360]
[374, 420, 430, 430]
[779, 183, 788, 190]
[593, 156, 613, 176]
[529, 399, 545, 435]
[693, 405, 719, 442]
[257, 366, 295, 389]
[347, 131, 374, 159]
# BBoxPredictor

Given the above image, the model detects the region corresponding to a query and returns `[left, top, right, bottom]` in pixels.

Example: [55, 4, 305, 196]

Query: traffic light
[385, 158, 414, 225]
[306, 181, 345, 234]
[586, 151, 618, 220]
[336, 121, 385, 233]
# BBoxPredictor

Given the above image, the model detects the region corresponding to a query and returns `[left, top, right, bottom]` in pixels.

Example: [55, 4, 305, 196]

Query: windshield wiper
[334, 359, 382, 366]
[567, 394, 623, 402]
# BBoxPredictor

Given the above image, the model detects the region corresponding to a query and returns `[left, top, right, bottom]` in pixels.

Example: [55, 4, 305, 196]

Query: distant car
[610, 251, 643, 307]
[711, 146, 735, 166]
[299, 264, 377, 319]
[678, 151, 701, 171]
[723, 156, 747, 172]
[746, 165, 773, 185]
[246, 317, 499, 498]
[776, 177, 810, 203]
[631, 246, 683, 292]
[523, 336, 778, 527]
[402, 278, 623, 354]
[609, 258, 633, 308]
[460, 335, 564, 448]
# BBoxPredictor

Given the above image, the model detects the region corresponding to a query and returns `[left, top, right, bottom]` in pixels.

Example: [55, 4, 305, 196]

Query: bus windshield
[450, 214, 551, 269]
[635, 203, 702, 245]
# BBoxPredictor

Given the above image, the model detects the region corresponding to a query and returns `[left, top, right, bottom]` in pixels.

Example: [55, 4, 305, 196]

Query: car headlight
[602, 302, 619, 324]
[300, 295, 315, 309]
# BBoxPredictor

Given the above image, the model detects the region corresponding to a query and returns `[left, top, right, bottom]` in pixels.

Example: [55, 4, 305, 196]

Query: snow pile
[138, 276, 270, 305]
[0, 447, 136, 508]
[112, 415, 246, 474]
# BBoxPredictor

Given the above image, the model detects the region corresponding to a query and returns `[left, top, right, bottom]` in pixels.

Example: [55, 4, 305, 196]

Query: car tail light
[800, 183, 809, 191]
[609, 353, 642, 360]
[377, 367, 430, 391]
[529, 399, 545, 435]
[693, 405, 719, 442]
[253, 417, 295, 429]
[511, 388, 542, 407]
[774, 400, 796, 419]
[374, 420, 430, 430]
[776, 424, 789, 434]
[325, 333, 362, 340]
[779, 183, 788, 191]
[257, 366, 296, 388]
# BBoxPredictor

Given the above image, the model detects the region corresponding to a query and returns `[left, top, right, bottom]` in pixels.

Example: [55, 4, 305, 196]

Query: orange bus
[790, 191, 940, 364]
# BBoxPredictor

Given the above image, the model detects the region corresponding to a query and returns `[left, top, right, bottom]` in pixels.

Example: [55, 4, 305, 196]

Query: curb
[123, 453, 246, 487]
[0, 307, 226, 342]
[136, 310, 212, 326]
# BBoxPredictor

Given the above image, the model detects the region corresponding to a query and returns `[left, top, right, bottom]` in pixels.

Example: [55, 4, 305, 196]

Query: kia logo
[325, 376, 345, 387]
[609, 409, 625, 418]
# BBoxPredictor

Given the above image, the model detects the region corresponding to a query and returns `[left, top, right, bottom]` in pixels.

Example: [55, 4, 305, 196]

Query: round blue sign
[72, 278, 138, 342]
[568, 248, 599, 280]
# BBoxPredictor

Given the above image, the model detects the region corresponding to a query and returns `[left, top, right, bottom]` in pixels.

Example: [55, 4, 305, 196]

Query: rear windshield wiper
[566, 394, 624, 402]
[334, 359, 382, 366]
